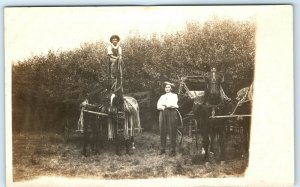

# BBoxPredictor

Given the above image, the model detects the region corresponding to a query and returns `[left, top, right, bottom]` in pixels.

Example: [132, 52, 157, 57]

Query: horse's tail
[124, 97, 142, 138]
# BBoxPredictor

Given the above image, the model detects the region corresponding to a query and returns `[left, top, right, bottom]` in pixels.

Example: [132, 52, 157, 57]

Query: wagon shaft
[210, 114, 251, 119]
[83, 110, 108, 116]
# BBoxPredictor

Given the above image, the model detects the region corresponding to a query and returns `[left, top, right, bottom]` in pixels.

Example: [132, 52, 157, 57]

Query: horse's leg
[114, 118, 121, 156]
[246, 123, 250, 152]
[210, 119, 222, 160]
[82, 130, 88, 157]
[131, 136, 135, 150]
[125, 136, 134, 154]
[202, 131, 210, 162]
[195, 119, 199, 151]
[99, 117, 104, 151]
[90, 116, 95, 153]
[82, 113, 89, 157]
[201, 118, 210, 162]
[202, 108, 211, 162]
[219, 129, 225, 162]
[125, 138, 130, 154]
[93, 116, 100, 154]
[209, 126, 216, 156]
[243, 118, 251, 156]
[115, 138, 121, 156]
[216, 120, 226, 163]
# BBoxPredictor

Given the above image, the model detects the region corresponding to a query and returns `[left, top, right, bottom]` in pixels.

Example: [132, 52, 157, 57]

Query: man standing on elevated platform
[107, 34, 123, 80]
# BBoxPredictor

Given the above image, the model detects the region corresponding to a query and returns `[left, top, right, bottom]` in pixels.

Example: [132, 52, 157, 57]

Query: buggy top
[178, 76, 207, 104]
[178, 75, 251, 118]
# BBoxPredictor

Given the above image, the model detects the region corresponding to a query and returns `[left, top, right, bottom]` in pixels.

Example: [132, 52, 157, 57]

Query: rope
[220, 86, 231, 101]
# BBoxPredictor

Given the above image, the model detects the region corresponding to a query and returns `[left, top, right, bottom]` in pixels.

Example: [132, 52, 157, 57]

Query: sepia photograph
[5, 5, 294, 186]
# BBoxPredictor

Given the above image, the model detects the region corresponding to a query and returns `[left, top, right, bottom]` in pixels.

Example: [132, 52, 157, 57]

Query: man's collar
[111, 43, 120, 49]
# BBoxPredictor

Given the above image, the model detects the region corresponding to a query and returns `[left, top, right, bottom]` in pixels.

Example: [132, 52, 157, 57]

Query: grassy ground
[13, 131, 248, 181]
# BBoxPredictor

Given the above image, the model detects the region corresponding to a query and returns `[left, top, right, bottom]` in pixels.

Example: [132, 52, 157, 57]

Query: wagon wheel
[176, 111, 184, 146]
[181, 115, 202, 155]
[190, 118, 202, 155]
[177, 129, 183, 146]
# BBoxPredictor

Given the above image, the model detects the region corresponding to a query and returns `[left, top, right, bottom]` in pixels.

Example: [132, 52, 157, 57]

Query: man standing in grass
[157, 81, 179, 156]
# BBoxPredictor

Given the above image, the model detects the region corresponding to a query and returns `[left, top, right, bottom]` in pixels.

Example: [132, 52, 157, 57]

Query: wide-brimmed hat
[110, 35, 120, 43]
[162, 81, 175, 88]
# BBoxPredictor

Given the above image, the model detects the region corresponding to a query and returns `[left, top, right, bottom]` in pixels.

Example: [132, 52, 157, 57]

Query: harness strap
[220, 86, 231, 101]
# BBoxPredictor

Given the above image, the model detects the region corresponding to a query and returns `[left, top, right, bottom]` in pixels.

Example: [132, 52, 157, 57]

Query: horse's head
[205, 69, 223, 105]
[110, 85, 124, 111]
[94, 89, 122, 115]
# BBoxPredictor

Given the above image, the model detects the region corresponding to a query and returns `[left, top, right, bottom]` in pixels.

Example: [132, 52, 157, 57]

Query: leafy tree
[12, 19, 255, 132]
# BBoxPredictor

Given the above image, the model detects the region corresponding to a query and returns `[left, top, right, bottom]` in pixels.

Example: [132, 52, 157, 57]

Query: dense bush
[12, 19, 255, 132]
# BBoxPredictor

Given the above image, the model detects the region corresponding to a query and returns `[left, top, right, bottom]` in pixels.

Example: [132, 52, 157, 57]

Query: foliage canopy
[12, 19, 256, 132]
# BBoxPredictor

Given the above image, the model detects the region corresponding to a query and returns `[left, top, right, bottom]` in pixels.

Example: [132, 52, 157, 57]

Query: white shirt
[157, 92, 179, 110]
[107, 44, 122, 56]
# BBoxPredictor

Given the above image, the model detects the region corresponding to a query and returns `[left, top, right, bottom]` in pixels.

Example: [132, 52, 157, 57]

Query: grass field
[13, 130, 248, 181]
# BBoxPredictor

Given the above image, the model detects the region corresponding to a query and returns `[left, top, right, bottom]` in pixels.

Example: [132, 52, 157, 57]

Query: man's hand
[110, 55, 118, 59]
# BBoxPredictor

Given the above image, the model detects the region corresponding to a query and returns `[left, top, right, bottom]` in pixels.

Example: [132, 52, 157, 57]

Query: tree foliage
[12, 19, 256, 132]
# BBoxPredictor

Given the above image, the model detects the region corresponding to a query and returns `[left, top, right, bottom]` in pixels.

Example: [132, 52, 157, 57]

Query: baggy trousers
[159, 108, 178, 152]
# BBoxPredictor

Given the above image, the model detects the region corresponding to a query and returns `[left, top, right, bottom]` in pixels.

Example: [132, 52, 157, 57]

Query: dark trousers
[159, 109, 178, 152]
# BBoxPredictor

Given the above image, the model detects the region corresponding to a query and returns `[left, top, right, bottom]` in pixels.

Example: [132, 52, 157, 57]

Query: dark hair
[110, 35, 120, 43]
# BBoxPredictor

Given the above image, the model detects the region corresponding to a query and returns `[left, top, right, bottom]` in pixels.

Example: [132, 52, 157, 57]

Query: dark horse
[80, 84, 142, 156]
[191, 69, 230, 163]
